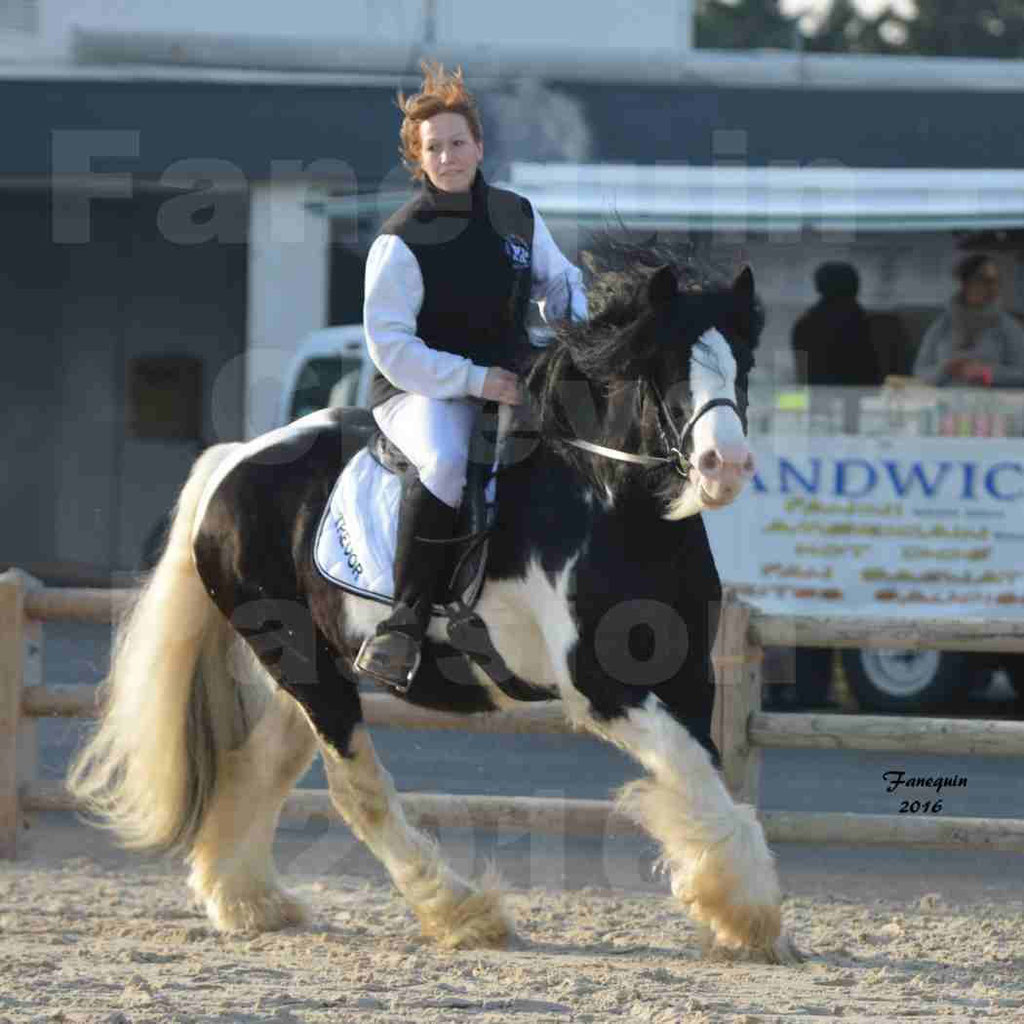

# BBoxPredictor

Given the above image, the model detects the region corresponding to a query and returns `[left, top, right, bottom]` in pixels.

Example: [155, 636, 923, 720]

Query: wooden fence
[3, 566, 1024, 859]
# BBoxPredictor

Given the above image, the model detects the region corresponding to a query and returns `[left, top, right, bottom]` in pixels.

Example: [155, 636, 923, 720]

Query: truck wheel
[840, 648, 978, 712]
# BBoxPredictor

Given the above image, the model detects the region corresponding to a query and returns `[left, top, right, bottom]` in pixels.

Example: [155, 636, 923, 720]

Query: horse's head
[528, 241, 760, 520]
[639, 263, 759, 519]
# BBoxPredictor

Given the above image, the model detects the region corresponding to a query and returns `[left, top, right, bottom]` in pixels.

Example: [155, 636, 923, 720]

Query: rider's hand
[481, 367, 522, 405]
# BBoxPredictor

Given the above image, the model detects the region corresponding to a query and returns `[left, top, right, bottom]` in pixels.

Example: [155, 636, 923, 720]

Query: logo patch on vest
[503, 234, 531, 270]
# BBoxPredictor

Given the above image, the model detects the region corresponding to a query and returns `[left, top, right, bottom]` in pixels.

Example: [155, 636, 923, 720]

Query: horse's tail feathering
[68, 443, 245, 854]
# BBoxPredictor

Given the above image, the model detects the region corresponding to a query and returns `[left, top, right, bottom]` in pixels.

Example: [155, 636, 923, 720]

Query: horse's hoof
[415, 874, 514, 951]
[698, 925, 805, 965]
[421, 889, 515, 950]
[204, 888, 310, 933]
[766, 931, 806, 965]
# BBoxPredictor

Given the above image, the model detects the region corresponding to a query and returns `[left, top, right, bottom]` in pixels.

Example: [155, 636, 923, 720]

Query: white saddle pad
[314, 446, 497, 604]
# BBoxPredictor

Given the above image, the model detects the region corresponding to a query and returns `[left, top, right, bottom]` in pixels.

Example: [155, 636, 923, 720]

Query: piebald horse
[70, 243, 798, 962]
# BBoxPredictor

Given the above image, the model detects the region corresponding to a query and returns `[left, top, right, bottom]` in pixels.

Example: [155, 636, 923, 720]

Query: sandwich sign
[705, 435, 1024, 620]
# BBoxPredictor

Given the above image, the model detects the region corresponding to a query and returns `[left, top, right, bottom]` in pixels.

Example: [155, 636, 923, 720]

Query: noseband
[563, 380, 742, 478]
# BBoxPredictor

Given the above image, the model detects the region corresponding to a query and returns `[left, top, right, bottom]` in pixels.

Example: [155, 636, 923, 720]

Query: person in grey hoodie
[913, 254, 1024, 388]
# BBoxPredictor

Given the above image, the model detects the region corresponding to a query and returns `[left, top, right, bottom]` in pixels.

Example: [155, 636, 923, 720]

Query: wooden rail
[748, 711, 1024, 757]
[752, 612, 1024, 654]
[3, 569, 1024, 860]
[23, 586, 134, 624]
[22, 781, 1024, 853]
[20, 684, 575, 734]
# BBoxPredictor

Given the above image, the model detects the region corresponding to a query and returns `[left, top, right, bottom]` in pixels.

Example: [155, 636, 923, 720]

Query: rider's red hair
[397, 62, 483, 180]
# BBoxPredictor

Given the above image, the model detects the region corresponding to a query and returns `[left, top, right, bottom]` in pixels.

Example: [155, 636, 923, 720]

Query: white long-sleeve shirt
[363, 205, 587, 400]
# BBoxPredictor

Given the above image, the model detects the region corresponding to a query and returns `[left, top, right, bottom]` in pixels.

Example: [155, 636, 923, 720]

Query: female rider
[354, 63, 587, 691]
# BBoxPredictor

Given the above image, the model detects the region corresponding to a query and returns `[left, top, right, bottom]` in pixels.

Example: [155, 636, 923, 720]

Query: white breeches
[372, 393, 477, 509]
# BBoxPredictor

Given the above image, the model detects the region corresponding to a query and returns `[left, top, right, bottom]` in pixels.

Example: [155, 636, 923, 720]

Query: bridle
[426, 384, 742, 553]
[563, 377, 742, 478]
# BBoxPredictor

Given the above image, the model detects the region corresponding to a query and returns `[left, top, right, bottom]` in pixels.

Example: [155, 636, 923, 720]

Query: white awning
[506, 163, 1024, 234]
[308, 164, 1024, 234]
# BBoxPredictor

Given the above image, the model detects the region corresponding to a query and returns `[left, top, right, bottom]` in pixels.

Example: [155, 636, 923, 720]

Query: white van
[277, 325, 377, 423]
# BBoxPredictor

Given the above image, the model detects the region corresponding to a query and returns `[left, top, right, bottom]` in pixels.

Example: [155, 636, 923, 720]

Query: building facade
[2, 1, 1022, 579]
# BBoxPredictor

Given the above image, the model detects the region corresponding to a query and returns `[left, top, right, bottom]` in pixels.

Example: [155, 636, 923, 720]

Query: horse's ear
[647, 265, 678, 306]
[733, 265, 755, 302]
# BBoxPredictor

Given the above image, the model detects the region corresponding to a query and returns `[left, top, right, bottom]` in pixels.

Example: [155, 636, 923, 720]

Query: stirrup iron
[354, 630, 423, 693]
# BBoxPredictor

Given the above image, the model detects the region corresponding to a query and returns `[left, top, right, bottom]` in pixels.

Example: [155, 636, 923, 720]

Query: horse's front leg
[594, 692, 799, 962]
[525, 568, 796, 963]
[321, 724, 512, 950]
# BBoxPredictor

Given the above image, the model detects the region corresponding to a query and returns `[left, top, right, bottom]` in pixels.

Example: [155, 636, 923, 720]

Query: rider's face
[419, 113, 483, 194]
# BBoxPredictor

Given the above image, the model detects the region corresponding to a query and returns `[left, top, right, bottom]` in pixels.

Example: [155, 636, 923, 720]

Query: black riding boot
[354, 474, 456, 692]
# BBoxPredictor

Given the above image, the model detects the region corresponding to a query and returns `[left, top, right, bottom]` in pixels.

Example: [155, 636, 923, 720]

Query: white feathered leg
[188, 683, 317, 933]
[322, 726, 512, 950]
[589, 694, 798, 963]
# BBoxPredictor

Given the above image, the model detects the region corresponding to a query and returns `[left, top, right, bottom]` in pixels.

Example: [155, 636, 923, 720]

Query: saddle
[314, 404, 547, 700]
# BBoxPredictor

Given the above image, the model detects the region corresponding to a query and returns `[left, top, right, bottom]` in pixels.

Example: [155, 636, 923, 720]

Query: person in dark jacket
[354, 63, 586, 691]
[786, 262, 880, 713]
[791, 262, 881, 387]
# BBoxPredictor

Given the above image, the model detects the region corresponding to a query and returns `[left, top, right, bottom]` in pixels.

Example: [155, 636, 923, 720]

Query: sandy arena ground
[2, 814, 1023, 1024]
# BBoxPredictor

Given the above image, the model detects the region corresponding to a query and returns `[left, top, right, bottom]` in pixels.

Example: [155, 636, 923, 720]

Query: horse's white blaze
[321, 726, 511, 949]
[601, 694, 784, 954]
[689, 328, 745, 452]
[665, 328, 753, 519]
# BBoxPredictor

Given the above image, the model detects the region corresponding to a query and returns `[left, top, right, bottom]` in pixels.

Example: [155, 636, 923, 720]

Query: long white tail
[68, 443, 249, 853]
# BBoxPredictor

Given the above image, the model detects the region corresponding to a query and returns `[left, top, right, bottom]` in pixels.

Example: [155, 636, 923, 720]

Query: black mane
[523, 236, 761, 495]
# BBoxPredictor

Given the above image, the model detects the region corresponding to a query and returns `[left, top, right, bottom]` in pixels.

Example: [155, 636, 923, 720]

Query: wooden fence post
[712, 589, 763, 806]
[18, 580, 43, 797]
[0, 569, 34, 858]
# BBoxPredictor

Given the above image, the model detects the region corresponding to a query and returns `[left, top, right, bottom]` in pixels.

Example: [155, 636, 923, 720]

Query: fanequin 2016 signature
[882, 770, 967, 814]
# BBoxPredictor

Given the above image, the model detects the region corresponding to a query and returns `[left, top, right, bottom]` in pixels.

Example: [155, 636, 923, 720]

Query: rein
[419, 389, 742, 548]
[564, 385, 742, 478]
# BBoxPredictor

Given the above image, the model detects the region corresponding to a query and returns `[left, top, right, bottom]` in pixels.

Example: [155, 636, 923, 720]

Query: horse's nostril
[698, 450, 720, 474]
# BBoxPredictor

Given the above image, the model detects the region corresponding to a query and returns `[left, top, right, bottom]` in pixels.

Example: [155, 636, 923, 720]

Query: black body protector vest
[369, 172, 535, 408]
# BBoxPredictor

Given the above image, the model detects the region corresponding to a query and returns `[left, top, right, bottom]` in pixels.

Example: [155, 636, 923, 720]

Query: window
[127, 355, 203, 442]
[288, 356, 361, 421]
